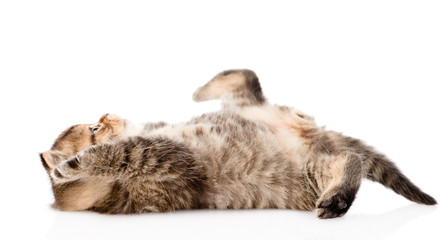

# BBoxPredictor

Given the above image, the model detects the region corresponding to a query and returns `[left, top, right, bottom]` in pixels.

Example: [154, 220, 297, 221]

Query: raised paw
[50, 156, 83, 183]
[316, 191, 355, 219]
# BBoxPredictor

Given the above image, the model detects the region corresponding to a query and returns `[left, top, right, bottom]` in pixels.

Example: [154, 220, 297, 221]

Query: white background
[1, 1, 439, 239]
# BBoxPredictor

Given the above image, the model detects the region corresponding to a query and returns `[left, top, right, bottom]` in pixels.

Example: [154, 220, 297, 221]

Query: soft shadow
[297, 204, 437, 240]
[46, 204, 436, 240]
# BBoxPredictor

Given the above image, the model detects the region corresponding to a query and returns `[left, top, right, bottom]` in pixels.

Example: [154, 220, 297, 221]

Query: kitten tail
[366, 154, 437, 205]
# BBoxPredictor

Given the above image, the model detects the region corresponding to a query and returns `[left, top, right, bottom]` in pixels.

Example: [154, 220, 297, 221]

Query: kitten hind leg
[193, 69, 266, 107]
[313, 153, 363, 219]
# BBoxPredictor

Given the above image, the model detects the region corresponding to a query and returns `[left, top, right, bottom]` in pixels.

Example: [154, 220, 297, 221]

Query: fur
[40, 69, 436, 219]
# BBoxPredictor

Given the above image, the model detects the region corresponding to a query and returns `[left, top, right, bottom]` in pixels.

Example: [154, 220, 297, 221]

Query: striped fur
[40, 69, 436, 219]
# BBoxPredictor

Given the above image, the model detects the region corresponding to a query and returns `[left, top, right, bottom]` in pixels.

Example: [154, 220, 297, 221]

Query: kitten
[40, 69, 436, 218]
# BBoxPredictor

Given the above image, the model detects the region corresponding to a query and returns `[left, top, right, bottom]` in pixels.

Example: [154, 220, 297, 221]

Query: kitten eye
[91, 126, 100, 133]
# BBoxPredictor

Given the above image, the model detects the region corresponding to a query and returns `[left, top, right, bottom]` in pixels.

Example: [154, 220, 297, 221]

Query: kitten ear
[40, 153, 51, 171]
[193, 69, 266, 106]
[40, 151, 65, 171]
[97, 113, 110, 123]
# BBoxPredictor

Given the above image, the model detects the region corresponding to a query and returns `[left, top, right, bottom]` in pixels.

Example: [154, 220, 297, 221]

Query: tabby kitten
[40, 69, 436, 219]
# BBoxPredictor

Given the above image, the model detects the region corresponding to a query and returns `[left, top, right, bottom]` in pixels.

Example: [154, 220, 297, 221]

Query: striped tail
[193, 69, 266, 107]
[366, 153, 436, 205]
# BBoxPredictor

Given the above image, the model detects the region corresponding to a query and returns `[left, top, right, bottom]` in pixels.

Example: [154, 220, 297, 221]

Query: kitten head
[40, 114, 126, 171]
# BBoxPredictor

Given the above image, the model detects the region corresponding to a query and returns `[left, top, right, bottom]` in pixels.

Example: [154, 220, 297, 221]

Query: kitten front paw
[316, 191, 354, 219]
[50, 156, 83, 183]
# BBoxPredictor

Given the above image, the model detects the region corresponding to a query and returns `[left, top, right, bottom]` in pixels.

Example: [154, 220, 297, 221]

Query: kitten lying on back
[40, 69, 436, 219]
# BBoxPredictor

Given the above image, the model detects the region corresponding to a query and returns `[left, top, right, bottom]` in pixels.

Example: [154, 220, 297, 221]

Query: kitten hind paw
[316, 192, 353, 219]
